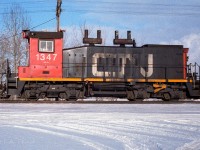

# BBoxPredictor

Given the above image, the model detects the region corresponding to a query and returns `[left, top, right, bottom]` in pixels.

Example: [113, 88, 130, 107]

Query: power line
[0, 1, 200, 10]
[63, 0, 200, 8]
[0, 0, 47, 4]
[0, 10, 55, 15]
[30, 17, 56, 30]
[0, 1, 199, 18]
[61, 9, 200, 17]
[0, 4, 199, 16]
[0, 8, 200, 16]
[0, 17, 56, 42]
[0, 0, 200, 8]
[0, 1, 200, 16]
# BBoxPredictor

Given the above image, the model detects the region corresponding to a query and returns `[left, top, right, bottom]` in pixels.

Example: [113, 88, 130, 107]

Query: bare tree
[64, 21, 95, 48]
[0, 34, 9, 84]
[2, 4, 30, 73]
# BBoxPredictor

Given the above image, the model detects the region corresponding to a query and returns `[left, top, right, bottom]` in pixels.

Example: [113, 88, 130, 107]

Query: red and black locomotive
[1, 29, 200, 101]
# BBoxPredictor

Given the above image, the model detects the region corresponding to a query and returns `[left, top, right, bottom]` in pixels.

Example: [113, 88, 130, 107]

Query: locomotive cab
[18, 30, 63, 78]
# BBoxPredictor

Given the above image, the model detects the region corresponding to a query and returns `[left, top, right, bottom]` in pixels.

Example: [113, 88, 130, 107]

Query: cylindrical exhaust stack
[113, 30, 136, 47]
[84, 29, 89, 39]
[83, 29, 102, 45]
[115, 31, 119, 39]
[127, 31, 131, 40]
[97, 30, 101, 39]
[82, 29, 136, 47]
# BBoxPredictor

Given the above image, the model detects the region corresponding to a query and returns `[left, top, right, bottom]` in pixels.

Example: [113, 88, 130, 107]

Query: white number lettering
[46, 54, 51, 60]
[36, 54, 57, 61]
[40, 54, 45, 60]
[36, 54, 39, 60]
[53, 54, 57, 60]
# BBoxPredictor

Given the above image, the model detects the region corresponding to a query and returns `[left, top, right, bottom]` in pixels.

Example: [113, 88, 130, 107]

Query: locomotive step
[7, 78, 17, 83]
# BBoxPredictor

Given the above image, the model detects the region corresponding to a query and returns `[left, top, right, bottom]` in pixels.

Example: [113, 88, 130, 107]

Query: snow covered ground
[0, 103, 200, 150]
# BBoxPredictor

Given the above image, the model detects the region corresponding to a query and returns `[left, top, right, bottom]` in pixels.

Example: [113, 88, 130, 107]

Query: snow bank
[0, 104, 200, 150]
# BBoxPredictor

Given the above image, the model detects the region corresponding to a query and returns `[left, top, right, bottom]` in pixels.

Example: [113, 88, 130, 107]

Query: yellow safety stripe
[19, 78, 82, 81]
[19, 77, 192, 83]
[127, 79, 192, 83]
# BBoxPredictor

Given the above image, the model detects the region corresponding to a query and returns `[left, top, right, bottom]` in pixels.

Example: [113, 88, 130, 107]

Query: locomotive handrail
[187, 62, 200, 79]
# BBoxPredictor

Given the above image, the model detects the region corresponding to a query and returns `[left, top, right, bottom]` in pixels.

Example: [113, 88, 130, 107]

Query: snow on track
[0, 104, 200, 150]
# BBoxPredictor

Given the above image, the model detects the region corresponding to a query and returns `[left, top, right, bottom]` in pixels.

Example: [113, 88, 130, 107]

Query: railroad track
[0, 99, 200, 104]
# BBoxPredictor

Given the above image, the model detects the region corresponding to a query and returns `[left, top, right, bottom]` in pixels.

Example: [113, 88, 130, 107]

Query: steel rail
[0, 99, 200, 104]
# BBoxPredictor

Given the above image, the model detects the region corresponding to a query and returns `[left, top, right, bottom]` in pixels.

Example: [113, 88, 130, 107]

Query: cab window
[39, 40, 54, 52]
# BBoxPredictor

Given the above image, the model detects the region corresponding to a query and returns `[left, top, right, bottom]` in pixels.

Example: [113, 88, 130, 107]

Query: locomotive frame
[1, 29, 200, 101]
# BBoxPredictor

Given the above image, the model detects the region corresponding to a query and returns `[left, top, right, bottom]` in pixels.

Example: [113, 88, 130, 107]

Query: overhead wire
[0, 8, 200, 16]
[64, 0, 200, 10]
[0, 10, 55, 15]
[0, 1, 200, 9]
[0, 0, 47, 5]
[60, 9, 200, 16]
[0, 17, 56, 42]
[0, 0, 200, 8]
[30, 17, 56, 30]
[0, 0, 199, 16]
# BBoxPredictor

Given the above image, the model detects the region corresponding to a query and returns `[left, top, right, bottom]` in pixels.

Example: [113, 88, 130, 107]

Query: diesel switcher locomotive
[0, 29, 200, 101]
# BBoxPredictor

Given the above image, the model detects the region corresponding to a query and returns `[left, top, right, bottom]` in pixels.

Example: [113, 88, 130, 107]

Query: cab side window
[39, 40, 54, 52]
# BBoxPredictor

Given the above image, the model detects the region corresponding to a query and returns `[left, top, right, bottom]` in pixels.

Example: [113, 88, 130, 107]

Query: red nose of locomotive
[18, 30, 63, 79]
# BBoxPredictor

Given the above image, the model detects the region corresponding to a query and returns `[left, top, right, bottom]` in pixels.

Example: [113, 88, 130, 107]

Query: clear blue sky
[0, 0, 200, 62]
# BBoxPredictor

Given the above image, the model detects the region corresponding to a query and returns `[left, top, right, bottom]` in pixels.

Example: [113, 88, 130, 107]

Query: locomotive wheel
[127, 91, 135, 101]
[59, 93, 68, 100]
[39, 93, 46, 99]
[163, 93, 171, 101]
[24, 90, 31, 100]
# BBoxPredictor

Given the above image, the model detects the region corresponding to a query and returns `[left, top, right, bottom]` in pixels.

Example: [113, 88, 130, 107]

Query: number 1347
[36, 54, 57, 61]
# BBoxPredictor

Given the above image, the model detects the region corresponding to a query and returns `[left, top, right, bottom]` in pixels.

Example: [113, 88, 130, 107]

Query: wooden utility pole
[56, 0, 62, 32]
